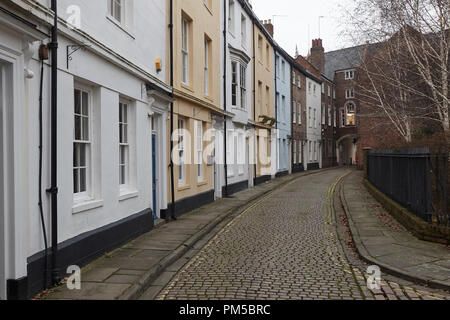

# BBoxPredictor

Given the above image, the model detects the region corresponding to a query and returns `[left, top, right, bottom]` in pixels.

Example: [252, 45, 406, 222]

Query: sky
[250, 0, 356, 56]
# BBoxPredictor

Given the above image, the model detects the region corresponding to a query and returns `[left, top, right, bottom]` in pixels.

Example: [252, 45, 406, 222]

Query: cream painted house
[166, 0, 223, 217]
[252, 20, 275, 183]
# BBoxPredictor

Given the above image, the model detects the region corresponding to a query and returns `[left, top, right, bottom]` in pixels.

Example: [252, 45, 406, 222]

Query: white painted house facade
[0, 0, 170, 299]
[305, 76, 322, 169]
[215, 0, 253, 198]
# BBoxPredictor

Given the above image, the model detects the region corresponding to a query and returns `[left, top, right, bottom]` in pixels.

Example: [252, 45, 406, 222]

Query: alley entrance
[337, 135, 357, 166]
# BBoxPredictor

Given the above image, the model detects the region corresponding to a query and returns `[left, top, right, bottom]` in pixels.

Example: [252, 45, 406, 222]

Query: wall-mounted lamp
[156, 58, 162, 73]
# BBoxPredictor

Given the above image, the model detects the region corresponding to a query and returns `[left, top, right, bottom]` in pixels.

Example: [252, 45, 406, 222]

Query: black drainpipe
[223, 0, 228, 197]
[252, 21, 257, 181]
[168, 0, 176, 220]
[47, 0, 59, 285]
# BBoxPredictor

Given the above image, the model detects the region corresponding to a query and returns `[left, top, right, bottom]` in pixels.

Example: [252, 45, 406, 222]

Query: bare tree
[344, 0, 449, 143]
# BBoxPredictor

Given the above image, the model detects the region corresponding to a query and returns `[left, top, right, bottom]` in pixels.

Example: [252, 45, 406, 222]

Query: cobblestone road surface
[152, 169, 449, 300]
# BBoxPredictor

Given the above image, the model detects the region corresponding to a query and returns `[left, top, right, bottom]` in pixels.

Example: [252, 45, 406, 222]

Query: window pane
[82, 92, 89, 116]
[79, 144, 86, 167]
[74, 90, 81, 114]
[74, 115, 82, 140]
[120, 165, 125, 185]
[82, 117, 89, 141]
[80, 168, 87, 192]
[73, 144, 78, 167]
[73, 169, 79, 194]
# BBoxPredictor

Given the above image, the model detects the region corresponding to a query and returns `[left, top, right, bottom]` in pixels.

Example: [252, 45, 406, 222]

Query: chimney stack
[263, 19, 274, 38]
[310, 38, 325, 74]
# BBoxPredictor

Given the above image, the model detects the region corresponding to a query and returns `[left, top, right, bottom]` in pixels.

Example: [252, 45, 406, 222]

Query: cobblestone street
[150, 169, 450, 300]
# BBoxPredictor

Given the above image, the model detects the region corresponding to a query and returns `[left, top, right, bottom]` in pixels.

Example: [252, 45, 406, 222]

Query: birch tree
[344, 0, 450, 143]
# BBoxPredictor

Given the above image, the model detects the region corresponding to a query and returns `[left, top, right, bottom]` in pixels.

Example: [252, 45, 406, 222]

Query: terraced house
[215, 0, 253, 198]
[274, 44, 292, 177]
[167, 0, 222, 216]
[252, 18, 275, 184]
[0, 0, 171, 299]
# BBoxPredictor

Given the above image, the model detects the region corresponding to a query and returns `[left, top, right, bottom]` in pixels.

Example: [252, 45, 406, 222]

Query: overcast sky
[250, 0, 355, 56]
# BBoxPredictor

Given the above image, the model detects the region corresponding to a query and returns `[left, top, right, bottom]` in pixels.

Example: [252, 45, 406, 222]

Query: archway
[336, 134, 358, 166]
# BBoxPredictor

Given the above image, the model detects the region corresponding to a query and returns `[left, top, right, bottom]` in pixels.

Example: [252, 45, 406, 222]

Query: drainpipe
[274, 50, 278, 175]
[168, 0, 176, 220]
[252, 21, 257, 180]
[47, 0, 59, 285]
[223, 0, 228, 197]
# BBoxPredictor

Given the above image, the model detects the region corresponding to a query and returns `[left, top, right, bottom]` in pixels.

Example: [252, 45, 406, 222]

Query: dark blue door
[152, 134, 157, 219]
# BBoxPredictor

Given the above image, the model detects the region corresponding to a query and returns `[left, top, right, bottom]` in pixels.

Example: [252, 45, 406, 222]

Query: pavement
[341, 170, 450, 291]
[39, 169, 327, 300]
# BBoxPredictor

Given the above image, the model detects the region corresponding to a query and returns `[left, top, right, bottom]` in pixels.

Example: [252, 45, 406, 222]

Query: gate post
[363, 147, 372, 179]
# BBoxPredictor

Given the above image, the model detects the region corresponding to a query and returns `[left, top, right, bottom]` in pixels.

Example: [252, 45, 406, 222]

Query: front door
[152, 133, 158, 219]
[0, 63, 6, 299]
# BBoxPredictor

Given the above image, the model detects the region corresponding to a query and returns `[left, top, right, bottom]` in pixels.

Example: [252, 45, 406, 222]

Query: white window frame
[346, 88, 354, 99]
[314, 108, 317, 128]
[231, 61, 238, 107]
[240, 63, 247, 109]
[204, 37, 210, 95]
[195, 120, 204, 182]
[228, 0, 235, 35]
[293, 142, 297, 164]
[178, 118, 186, 186]
[241, 14, 247, 47]
[73, 87, 92, 202]
[328, 106, 332, 126]
[293, 101, 296, 124]
[181, 16, 190, 85]
[334, 108, 337, 127]
[345, 70, 355, 80]
[119, 101, 130, 189]
[227, 130, 234, 177]
[292, 71, 296, 85]
[308, 107, 312, 128]
[238, 133, 244, 175]
[297, 75, 301, 88]
[298, 103, 302, 124]
[109, 0, 124, 24]
[322, 103, 326, 125]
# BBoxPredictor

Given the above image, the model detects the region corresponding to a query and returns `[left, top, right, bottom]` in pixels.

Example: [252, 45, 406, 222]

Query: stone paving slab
[342, 170, 450, 289]
[39, 169, 327, 300]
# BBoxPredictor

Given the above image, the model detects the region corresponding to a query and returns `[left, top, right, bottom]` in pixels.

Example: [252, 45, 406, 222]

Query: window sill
[204, 95, 214, 103]
[119, 189, 139, 202]
[73, 199, 104, 214]
[197, 180, 208, 187]
[177, 184, 191, 192]
[106, 16, 135, 39]
[180, 83, 194, 93]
